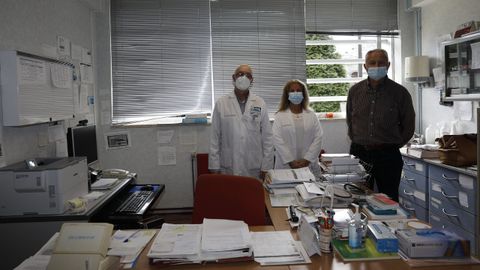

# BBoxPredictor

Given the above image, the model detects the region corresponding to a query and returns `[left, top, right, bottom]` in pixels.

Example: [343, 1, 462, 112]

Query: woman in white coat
[272, 80, 323, 178]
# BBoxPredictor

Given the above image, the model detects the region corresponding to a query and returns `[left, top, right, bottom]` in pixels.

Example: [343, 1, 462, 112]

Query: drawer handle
[404, 162, 415, 167]
[403, 176, 415, 182]
[441, 190, 458, 199]
[442, 174, 458, 181]
[441, 208, 458, 217]
[403, 189, 414, 196]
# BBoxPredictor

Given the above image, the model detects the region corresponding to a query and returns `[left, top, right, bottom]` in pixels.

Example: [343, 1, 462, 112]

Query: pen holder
[318, 210, 334, 253]
[318, 227, 333, 253]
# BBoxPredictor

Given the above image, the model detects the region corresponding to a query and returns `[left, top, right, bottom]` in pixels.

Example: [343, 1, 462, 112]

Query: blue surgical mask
[367, 66, 388, 80]
[288, 92, 304, 105]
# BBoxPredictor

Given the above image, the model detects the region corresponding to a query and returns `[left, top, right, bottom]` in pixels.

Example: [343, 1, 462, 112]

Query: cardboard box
[396, 229, 470, 258]
[367, 221, 398, 253]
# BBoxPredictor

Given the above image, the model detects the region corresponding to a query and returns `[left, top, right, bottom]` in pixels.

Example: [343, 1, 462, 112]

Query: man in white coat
[209, 64, 274, 179]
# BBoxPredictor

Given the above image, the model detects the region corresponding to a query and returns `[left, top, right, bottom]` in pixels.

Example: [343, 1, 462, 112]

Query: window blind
[305, 0, 398, 33]
[210, 0, 306, 115]
[111, 0, 212, 124]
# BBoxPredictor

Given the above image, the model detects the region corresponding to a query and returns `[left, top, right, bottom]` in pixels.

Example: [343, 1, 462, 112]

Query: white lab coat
[272, 109, 323, 177]
[209, 92, 274, 178]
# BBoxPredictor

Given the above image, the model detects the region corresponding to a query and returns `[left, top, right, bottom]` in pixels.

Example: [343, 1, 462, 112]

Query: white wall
[0, 0, 94, 165]
[420, 0, 479, 134]
[92, 0, 418, 209]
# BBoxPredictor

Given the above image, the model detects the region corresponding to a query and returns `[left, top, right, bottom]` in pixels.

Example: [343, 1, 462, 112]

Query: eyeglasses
[235, 72, 253, 79]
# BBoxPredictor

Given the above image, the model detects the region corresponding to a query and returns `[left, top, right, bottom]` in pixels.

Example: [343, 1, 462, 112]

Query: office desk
[1, 176, 136, 270]
[264, 190, 480, 270]
[133, 225, 289, 270]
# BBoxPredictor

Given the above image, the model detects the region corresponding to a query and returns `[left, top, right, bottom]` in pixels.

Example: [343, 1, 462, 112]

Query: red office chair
[192, 174, 267, 226]
[196, 153, 210, 177]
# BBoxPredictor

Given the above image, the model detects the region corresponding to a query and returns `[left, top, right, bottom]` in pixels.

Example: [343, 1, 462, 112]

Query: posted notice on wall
[158, 146, 176, 166]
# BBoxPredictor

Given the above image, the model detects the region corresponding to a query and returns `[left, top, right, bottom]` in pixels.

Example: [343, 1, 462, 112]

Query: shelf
[443, 93, 480, 101]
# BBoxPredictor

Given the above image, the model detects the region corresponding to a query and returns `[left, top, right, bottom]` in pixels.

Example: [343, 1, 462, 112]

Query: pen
[124, 230, 141, 242]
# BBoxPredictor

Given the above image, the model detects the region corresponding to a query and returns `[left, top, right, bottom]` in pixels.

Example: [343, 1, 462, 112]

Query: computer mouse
[140, 185, 154, 191]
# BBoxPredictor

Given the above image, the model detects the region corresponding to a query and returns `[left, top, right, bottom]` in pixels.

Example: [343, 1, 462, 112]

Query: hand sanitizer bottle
[348, 204, 366, 249]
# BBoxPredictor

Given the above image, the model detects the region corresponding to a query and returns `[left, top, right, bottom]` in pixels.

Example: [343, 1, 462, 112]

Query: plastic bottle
[348, 204, 366, 249]
[424, 124, 435, 144]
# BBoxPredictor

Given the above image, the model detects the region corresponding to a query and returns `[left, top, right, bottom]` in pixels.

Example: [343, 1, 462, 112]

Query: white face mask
[234, 75, 251, 91]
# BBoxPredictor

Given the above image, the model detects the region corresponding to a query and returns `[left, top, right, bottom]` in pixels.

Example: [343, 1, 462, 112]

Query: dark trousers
[350, 143, 403, 202]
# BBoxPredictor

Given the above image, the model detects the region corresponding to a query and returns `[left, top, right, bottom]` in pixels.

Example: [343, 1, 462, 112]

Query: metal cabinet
[428, 164, 477, 254]
[442, 32, 480, 102]
[399, 155, 429, 222]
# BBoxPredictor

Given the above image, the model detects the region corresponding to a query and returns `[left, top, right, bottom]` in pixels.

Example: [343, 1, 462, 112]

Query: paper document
[81, 191, 105, 202]
[269, 193, 297, 207]
[148, 223, 202, 261]
[91, 178, 119, 190]
[201, 218, 250, 252]
[251, 231, 297, 257]
[108, 229, 157, 264]
[267, 167, 315, 183]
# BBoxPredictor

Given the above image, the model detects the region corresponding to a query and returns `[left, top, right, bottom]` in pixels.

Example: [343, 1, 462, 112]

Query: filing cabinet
[428, 164, 477, 254]
[399, 155, 429, 222]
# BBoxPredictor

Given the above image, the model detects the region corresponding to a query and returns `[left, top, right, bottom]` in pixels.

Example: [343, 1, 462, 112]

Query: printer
[0, 157, 88, 216]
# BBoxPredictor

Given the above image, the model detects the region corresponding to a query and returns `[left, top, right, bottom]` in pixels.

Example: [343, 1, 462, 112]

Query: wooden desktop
[131, 190, 480, 270]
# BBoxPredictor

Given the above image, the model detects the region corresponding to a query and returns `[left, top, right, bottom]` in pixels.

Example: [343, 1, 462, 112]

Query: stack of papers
[295, 182, 353, 208]
[251, 231, 310, 265]
[108, 229, 157, 268]
[408, 144, 440, 159]
[91, 178, 119, 190]
[200, 218, 252, 261]
[148, 219, 253, 264]
[268, 187, 298, 207]
[319, 153, 369, 183]
[148, 224, 202, 264]
[265, 167, 315, 189]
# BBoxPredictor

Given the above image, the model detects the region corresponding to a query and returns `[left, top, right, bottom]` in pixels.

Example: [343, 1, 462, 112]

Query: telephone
[101, 168, 129, 178]
[47, 223, 119, 270]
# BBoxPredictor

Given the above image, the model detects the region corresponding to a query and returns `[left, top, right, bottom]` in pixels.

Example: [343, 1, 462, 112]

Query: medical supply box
[367, 221, 398, 252]
[396, 229, 470, 258]
[0, 157, 88, 215]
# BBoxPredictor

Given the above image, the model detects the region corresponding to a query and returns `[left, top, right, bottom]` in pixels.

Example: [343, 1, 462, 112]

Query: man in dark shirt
[346, 49, 415, 201]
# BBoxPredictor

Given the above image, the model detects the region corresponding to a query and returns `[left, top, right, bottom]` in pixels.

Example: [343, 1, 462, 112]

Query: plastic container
[425, 125, 436, 144]
[348, 204, 367, 248]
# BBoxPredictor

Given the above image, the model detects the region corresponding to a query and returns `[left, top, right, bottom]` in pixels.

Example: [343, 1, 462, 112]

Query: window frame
[306, 33, 399, 114]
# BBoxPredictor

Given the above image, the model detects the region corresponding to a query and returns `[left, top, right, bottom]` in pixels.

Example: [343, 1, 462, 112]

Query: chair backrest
[192, 174, 266, 226]
[196, 153, 210, 177]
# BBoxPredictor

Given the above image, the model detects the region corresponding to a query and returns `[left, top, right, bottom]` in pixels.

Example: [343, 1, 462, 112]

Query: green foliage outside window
[306, 34, 350, 112]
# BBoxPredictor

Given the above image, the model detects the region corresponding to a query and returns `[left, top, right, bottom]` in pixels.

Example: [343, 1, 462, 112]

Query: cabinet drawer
[430, 179, 476, 215]
[401, 169, 428, 193]
[428, 166, 476, 192]
[399, 181, 428, 208]
[402, 156, 427, 176]
[429, 193, 475, 234]
[430, 209, 476, 254]
[399, 197, 428, 222]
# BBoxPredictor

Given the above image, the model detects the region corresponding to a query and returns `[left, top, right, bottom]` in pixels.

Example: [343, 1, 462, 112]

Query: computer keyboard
[115, 190, 155, 214]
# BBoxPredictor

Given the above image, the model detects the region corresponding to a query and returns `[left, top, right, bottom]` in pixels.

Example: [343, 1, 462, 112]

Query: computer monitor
[67, 125, 98, 166]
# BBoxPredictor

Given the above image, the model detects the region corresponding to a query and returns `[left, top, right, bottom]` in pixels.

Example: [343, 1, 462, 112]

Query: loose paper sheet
[157, 130, 175, 144]
[471, 42, 480, 69]
[19, 57, 47, 85]
[48, 125, 65, 142]
[453, 101, 472, 121]
[158, 146, 176, 165]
